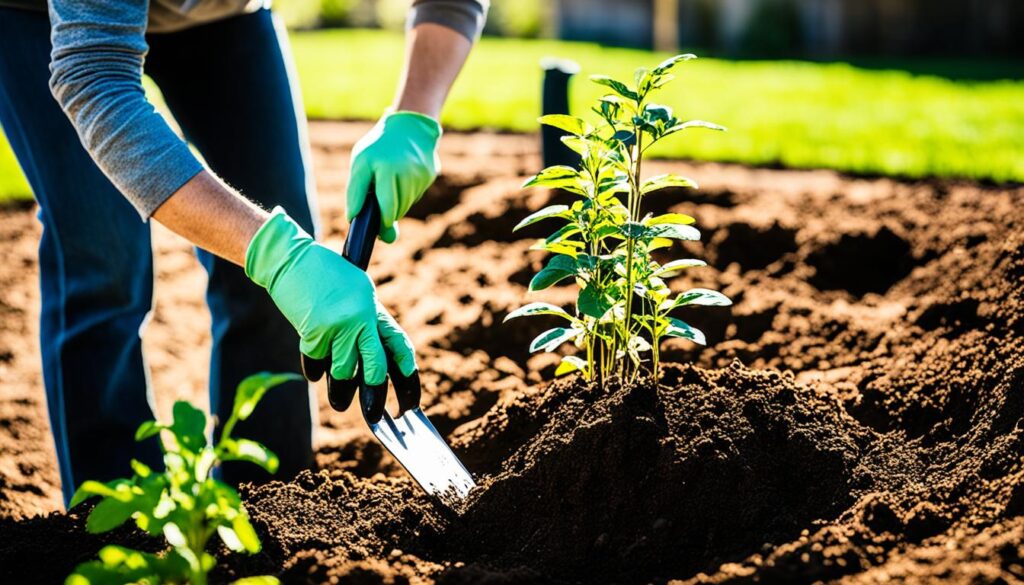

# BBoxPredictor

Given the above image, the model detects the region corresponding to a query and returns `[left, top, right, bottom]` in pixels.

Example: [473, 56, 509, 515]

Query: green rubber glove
[245, 207, 416, 384]
[347, 110, 441, 243]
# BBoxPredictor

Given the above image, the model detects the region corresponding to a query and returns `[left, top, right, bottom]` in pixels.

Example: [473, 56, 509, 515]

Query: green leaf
[589, 75, 639, 101]
[220, 438, 280, 474]
[163, 451, 186, 477]
[629, 336, 652, 352]
[641, 103, 674, 124]
[134, 420, 165, 442]
[86, 497, 136, 534]
[666, 119, 727, 134]
[652, 53, 697, 75]
[640, 174, 698, 194]
[529, 327, 582, 353]
[532, 241, 583, 257]
[232, 512, 262, 553]
[618, 221, 647, 239]
[648, 237, 674, 251]
[163, 522, 188, 548]
[634, 67, 652, 92]
[96, 546, 136, 568]
[152, 491, 175, 520]
[233, 577, 281, 585]
[664, 288, 733, 310]
[634, 280, 671, 303]
[647, 213, 695, 226]
[578, 285, 613, 319]
[538, 114, 594, 136]
[664, 318, 707, 345]
[217, 525, 246, 553]
[654, 259, 707, 276]
[529, 255, 577, 291]
[513, 205, 570, 232]
[626, 335, 653, 365]
[647, 223, 701, 241]
[610, 129, 636, 145]
[652, 73, 675, 88]
[195, 447, 217, 482]
[232, 372, 302, 423]
[522, 165, 581, 190]
[574, 254, 598, 272]
[560, 135, 592, 157]
[545, 223, 581, 244]
[594, 222, 624, 241]
[129, 459, 152, 478]
[210, 479, 244, 509]
[133, 477, 170, 536]
[504, 302, 572, 322]
[597, 93, 636, 112]
[169, 401, 207, 453]
[70, 479, 133, 508]
[596, 172, 630, 195]
[68, 546, 167, 585]
[554, 355, 588, 377]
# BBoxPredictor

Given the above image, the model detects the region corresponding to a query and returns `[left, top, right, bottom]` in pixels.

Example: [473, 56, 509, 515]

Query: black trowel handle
[342, 187, 382, 270]
[299, 189, 421, 423]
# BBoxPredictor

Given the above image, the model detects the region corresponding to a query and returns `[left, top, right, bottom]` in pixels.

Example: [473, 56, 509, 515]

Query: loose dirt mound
[445, 364, 865, 583]
[209, 362, 866, 584]
[1, 123, 1023, 583]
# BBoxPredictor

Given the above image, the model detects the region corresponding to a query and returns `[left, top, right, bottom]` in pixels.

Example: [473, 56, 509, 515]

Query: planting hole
[808, 227, 914, 296]
[710, 221, 798, 270]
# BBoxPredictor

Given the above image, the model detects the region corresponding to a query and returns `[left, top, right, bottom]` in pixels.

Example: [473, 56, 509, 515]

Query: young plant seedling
[66, 372, 299, 585]
[506, 54, 732, 386]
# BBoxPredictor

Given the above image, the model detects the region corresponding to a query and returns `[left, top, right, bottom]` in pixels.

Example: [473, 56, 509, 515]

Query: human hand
[346, 111, 441, 243]
[245, 207, 416, 384]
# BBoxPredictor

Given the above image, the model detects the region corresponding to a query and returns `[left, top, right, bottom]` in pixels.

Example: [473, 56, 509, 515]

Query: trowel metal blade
[368, 407, 475, 504]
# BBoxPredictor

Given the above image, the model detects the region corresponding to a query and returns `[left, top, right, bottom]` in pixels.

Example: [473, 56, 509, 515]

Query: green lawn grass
[2, 29, 1022, 203]
[0, 144, 30, 202]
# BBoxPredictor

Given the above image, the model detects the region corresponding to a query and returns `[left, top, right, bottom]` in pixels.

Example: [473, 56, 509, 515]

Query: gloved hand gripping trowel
[300, 190, 475, 505]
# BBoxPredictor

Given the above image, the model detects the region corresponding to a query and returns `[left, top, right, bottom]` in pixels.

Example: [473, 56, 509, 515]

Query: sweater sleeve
[48, 0, 204, 220]
[408, 0, 489, 42]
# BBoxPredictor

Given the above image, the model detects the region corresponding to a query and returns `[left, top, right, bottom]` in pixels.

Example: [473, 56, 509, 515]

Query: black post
[540, 57, 581, 169]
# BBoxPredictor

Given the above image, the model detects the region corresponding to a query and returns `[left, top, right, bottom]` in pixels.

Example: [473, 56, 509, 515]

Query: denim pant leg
[0, 8, 163, 505]
[144, 9, 317, 484]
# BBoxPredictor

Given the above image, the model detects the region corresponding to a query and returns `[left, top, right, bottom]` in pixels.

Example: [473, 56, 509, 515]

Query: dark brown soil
[1, 122, 1023, 584]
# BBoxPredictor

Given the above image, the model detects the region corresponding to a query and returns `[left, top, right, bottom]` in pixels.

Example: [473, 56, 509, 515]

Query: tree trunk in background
[653, 0, 679, 52]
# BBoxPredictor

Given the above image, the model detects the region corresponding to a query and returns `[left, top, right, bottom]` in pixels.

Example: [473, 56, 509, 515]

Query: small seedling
[66, 372, 300, 585]
[506, 54, 731, 386]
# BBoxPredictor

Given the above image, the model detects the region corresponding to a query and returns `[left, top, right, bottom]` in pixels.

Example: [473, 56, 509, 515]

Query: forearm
[393, 22, 473, 118]
[152, 171, 268, 266]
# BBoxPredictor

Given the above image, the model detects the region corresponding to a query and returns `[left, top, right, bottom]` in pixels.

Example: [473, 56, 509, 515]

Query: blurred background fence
[278, 0, 1024, 57]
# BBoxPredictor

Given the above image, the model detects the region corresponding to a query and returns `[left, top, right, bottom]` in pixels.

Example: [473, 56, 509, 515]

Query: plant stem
[652, 309, 661, 388]
[586, 332, 595, 384]
[220, 416, 237, 444]
[187, 506, 210, 585]
[622, 128, 644, 382]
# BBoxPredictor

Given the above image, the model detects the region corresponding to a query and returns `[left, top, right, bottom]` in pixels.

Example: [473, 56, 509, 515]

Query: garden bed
[1, 122, 1022, 583]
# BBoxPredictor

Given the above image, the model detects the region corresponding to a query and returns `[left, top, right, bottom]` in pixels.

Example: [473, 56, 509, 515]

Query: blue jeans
[0, 8, 317, 505]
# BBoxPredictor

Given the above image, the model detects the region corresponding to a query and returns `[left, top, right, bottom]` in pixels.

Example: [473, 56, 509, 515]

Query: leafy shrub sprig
[66, 373, 299, 585]
[506, 54, 732, 386]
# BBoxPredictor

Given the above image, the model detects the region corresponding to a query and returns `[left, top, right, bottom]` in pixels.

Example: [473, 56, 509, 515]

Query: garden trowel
[299, 191, 476, 506]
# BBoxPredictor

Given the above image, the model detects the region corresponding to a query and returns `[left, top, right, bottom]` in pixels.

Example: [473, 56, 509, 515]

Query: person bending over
[0, 0, 487, 505]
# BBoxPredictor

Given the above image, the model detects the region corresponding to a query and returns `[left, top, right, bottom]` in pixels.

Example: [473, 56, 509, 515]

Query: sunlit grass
[293, 30, 1024, 183]
[0, 139, 30, 203]
[2, 29, 1022, 203]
